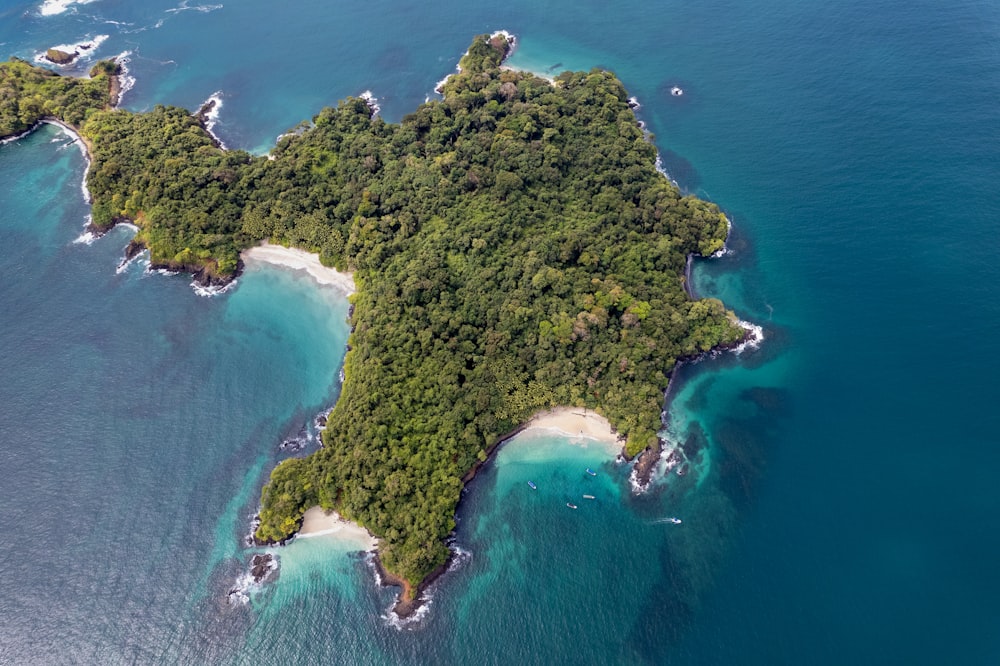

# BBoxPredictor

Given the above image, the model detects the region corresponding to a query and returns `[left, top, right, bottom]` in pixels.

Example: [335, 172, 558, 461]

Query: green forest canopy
[0, 34, 745, 592]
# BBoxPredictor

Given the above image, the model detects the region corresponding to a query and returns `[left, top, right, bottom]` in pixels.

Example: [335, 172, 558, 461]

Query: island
[0, 33, 747, 616]
[44, 48, 78, 65]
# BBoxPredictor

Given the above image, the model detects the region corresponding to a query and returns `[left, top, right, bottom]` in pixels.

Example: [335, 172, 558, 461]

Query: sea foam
[41, 120, 92, 203]
[732, 319, 764, 355]
[116, 246, 147, 274]
[359, 91, 381, 116]
[227, 553, 278, 605]
[73, 230, 98, 245]
[38, 0, 99, 17]
[710, 215, 735, 258]
[198, 91, 227, 149]
[33, 35, 109, 66]
[191, 279, 237, 297]
[165, 0, 223, 14]
[114, 51, 136, 105]
[366, 550, 434, 630]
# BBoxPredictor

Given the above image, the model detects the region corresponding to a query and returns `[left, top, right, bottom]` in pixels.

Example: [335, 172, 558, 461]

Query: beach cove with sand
[242, 243, 355, 296]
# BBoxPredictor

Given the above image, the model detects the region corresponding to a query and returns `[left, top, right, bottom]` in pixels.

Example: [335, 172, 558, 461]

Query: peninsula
[0, 33, 746, 615]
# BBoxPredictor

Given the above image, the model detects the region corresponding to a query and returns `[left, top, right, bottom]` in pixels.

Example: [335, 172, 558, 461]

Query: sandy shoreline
[522, 407, 624, 452]
[39, 119, 93, 204]
[297, 506, 377, 550]
[242, 242, 355, 294]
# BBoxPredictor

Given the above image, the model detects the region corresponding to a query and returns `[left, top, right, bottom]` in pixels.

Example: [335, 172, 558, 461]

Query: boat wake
[650, 516, 683, 525]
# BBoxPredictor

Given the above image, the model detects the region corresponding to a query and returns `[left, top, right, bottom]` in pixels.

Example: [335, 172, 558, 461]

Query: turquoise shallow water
[2, 0, 1000, 663]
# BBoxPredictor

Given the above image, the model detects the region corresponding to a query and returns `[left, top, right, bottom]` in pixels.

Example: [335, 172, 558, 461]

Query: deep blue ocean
[2, 0, 999, 663]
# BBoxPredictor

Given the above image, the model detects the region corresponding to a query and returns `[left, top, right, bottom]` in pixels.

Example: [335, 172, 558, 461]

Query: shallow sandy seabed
[521, 407, 624, 455]
[242, 242, 355, 295]
[297, 506, 377, 550]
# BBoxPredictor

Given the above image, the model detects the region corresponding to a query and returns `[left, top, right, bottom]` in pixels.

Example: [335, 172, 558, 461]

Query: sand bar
[522, 407, 624, 453]
[242, 242, 355, 294]
[297, 506, 377, 550]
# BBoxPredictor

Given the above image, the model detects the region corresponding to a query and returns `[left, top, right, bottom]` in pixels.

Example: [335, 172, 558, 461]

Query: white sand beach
[242, 242, 355, 295]
[523, 407, 624, 452]
[297, 506, 377, 550]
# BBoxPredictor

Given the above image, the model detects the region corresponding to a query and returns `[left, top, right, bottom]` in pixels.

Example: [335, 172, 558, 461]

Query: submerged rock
[227, 552, 278, 604]
[279, 425, 311, 452]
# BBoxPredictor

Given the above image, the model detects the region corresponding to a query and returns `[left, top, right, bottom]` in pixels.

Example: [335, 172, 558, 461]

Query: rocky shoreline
[119, 237, 242, 290]
[255, 349, 754, 617]
[227, 552, 279, 604]
[249, 553, 278, 585]
[631, 318, 759, 488]
[371, 551, 453, 620]
[194, 96, 225, 149]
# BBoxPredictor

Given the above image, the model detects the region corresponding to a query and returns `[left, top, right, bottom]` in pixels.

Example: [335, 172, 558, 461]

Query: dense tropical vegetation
[0, 56, 118, 134]
[0, 34, 744, 594]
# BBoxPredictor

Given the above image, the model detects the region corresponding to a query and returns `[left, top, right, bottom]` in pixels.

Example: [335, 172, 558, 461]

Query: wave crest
[38, 0, 99, 17]
[33, 35, 109, 66]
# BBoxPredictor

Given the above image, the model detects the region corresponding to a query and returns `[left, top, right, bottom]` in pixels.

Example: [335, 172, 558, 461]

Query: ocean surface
[1, 0, 999, 663]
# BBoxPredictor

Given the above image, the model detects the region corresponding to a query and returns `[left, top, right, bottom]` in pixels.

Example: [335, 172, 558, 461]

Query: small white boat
[670, 86, 684, 97]
[527, 481, 537, 490]
[582, 494, 595, 500]
[667, 517, 682, 524]
[567, 503, 578, 509]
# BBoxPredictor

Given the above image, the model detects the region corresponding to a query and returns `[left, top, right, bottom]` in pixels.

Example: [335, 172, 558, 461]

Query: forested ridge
[0, 34, 745, 595]
[0, 57, 118, 134]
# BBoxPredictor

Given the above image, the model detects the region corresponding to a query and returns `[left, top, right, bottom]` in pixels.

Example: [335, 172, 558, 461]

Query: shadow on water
[690, 217, 787, 324]
[624, 489, 738, 662]
[713, 387, 791, 509]
[618, 336, 793, 659]
[376, 44, 412, 72]
[658, 149, 702, 192]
